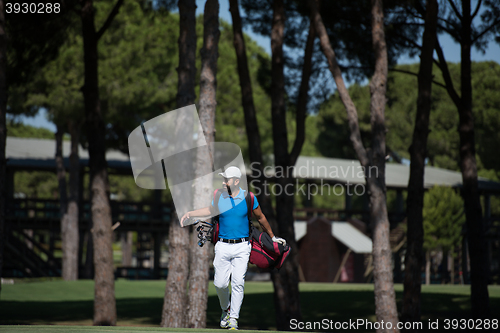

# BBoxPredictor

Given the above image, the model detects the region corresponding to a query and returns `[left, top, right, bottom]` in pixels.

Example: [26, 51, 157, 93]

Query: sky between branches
[17, 0, 500, 131]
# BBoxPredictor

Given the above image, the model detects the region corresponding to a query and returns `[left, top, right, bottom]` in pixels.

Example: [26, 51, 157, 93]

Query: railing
[6, 198, 172, 231]
[4, 229, 61, 277]
[293, 207, 406, 224]
[9, 198, 171, 221]
[9, 198, 61, 219]
[8, 198, 409, 228]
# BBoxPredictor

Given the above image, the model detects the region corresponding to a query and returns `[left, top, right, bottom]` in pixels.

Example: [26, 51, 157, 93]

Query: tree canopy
[423, 185, 465, 252]
[315, 61, 500, 177]
[10, 1, 274, 162]
[6, 121, 57, 140]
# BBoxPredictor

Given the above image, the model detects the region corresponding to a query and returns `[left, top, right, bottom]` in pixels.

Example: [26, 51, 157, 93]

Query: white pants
[213, 241, 251, 319]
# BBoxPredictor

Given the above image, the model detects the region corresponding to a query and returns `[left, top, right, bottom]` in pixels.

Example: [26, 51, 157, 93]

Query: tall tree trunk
[83, 172, 94, 279]
[120, 232, 132, 266]
[459, 0, 490, 319]
[269, 0, 313, 329]
[269, 0, 294, 329]
[311, 0, 399, 331]
[402, 0, 438, 327]
[282, 26, 314, 320]
[80, 0, 123, 325]
[162, 215, 190, 328]
[67, 121, 81, 280]
[425, 251, 430, 285]
[56, 127, 79, 281]
[186, 0, 219, 328]
[433, 0, 491, 319]
[0, 0, 6, 296]
[369, 2, 399, 331]
[443, 250, 450, 284]
[228, 0, 274, 221]
[84, 215, 94, 278]
[231, 0, 314, 328]
[161, 0, 196, 327]
[450, 250, 455, 284]
[289, 22, 314, 168]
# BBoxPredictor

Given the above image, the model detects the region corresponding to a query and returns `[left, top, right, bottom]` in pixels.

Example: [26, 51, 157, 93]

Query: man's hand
[272, 236, 286, 246]
[180, 212, 191, 227]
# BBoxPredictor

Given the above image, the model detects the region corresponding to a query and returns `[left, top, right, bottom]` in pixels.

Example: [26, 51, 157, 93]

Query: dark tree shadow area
[0, 290, 498, 331]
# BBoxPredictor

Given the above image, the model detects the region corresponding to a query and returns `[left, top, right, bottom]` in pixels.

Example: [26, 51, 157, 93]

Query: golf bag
[210, 189, 223, 244]
[249, 226, 291, 270]
[211, 188, 291, 270]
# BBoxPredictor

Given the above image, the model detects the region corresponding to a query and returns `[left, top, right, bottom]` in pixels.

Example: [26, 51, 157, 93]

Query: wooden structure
[4, 137, 500, 282]
[4, 137, 170, 279]
[297, 217, 370, 283]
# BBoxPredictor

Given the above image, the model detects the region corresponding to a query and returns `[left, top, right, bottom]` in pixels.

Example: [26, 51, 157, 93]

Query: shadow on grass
[1, 290, 498, 331]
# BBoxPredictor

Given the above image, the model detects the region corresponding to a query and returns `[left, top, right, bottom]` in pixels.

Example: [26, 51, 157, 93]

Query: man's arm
[180, 206, 212, 226]
[252, 206, 286, 245]
[252, 205, 275, 238]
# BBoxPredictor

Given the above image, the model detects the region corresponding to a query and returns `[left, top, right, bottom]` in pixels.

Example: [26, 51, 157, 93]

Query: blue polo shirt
[211, 188, 259, 240]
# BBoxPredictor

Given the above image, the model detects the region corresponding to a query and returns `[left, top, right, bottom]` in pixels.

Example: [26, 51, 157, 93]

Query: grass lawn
[0, 326, 268, 333]
[0, 280, 499, 332]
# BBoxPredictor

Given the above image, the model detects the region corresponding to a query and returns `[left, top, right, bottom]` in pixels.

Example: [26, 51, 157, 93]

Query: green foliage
[24, 0, 180, 147]
[472, 62, 500, 172]
[7, 122, 55, 140]
[316, 83, 371, 160]
[387, 62, 500, 172]
[15, 171, 58, 199]
[241, 0, 420, 85]
[108, 174, 155, 202]
[315, 61, 500, 177]
[287, 114, 322, 158]
[12, 3, 276, 203]
[20, 2, 274, 162]
[6, 0, 78, 117]
[477, 169, 500, 217]
[97, 1, 181, 152]
[26, 29, 85, 128]
[213, 21, 273, 161]
[423, 186, 465, 252]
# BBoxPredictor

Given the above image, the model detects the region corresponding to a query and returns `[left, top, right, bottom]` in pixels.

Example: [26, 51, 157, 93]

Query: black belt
[219, 237, 249, 244]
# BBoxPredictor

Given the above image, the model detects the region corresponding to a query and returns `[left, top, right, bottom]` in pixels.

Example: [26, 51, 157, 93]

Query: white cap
[218, 166, 242, 179]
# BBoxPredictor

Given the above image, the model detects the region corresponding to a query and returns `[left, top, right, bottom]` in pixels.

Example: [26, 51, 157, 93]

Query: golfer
[180, 166, 285, 330]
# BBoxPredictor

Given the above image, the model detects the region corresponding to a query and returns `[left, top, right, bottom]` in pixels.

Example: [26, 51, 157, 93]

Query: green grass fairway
[0, 326, 270, 333]
[0, 280, 499, 332]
